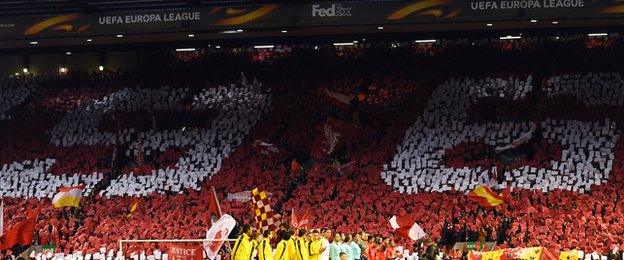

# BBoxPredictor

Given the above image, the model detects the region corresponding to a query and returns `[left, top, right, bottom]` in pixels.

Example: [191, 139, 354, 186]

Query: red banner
[169, 245, 204, 260]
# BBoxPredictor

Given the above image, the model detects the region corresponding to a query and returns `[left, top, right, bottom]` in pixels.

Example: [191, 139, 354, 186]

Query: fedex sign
[312, 4, 352, 17]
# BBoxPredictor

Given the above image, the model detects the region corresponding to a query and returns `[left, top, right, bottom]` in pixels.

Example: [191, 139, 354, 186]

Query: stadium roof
[1, 0, 248, 17]
[0, 0, 397, 17]
[1, 0, 623, 51]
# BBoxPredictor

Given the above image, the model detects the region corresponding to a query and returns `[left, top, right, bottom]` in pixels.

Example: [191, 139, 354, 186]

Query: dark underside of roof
[0, 0, 401, 17]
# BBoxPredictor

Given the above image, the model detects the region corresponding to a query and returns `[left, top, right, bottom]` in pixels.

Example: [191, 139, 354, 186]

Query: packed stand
[1, 35, 624, 259]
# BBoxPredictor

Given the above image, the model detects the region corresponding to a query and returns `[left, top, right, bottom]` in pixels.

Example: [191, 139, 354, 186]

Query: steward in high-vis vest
[232, 224, 254, 260]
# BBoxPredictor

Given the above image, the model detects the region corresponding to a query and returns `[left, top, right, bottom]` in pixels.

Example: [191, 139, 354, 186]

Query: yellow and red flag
[250, 187, 280, 232]
[467, 185, 508, 209]
[52, 185, 84, 208]
[127, 199, 141, 218]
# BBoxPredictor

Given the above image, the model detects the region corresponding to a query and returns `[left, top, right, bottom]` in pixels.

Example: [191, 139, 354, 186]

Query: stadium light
[221, 30, 241, 34]
[281, 30, 287, 33]
[414, 39, 437, 43]
[98, 65, 104, 71]
[29, 41, 38, 45]
[254, 45, 274, 49]
[333, 42, 355, 46]
[499, 35, 521, 40]
[588, 33, 608, 37]
[187, 34, 195, 38]
[86, 38, 93, 42]
[530, 19, 538, 23]
[175, 48, 196, 52]
[486, 23, 493, 27]
[116, 34, 123, 38]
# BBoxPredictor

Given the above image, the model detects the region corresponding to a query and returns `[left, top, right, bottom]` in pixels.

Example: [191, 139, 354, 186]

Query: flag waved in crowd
[291, 208, 311, 229]
[0, 210, 37, 250]
[467, 185, 511, 209]
[322, 88, 351, 111]
[52, 185, 84, 208]
[126, 199, 141, 218]
[389, 215, 427, 241]
[204, 214, 237, 260]
[494, 124, 536, 154]
[250, 187, 281, 232]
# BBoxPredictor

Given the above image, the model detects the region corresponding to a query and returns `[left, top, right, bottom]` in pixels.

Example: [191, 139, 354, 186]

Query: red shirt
[363, 243, 370, 259]
[384, 247, 395, 260]
[374, 249, 386, 260]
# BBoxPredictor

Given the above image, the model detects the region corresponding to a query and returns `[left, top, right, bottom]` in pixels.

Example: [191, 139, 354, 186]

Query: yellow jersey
[232, 234, 253, 260]
[309, 240, 323, 260]
[275, 240, 289, 260]
[258, 238, 274, 260]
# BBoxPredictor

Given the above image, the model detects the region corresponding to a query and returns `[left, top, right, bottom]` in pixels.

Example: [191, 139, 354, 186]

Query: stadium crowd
[1, 34, 624, 259]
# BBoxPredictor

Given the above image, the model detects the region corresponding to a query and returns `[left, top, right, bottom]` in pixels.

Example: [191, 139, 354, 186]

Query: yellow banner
[559, 250, 578, 260]
[508, 247, 543, 260]
[469, 249, 505, 260]
[469, 247, 551, 260]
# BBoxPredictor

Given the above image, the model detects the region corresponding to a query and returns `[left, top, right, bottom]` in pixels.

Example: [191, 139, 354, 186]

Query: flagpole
[211, 186, 223, 218]
[1, 196, 3, 236]
[210, 186, 231, 253]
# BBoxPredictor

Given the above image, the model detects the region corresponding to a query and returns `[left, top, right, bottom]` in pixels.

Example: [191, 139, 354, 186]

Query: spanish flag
[52, 185, 84, 208]
[127, 199, 141, 218]
[467, 185, 508, 209]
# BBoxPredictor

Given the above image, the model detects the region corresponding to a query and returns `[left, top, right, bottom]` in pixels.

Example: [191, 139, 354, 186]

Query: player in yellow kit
[232, 224, 254, 260]
[258, 230, 274, 260]
[296, 229, 310, 260]
[308, 230, 324, 260]
[275, 230, 292, 260]
[287, 230, 298, 260]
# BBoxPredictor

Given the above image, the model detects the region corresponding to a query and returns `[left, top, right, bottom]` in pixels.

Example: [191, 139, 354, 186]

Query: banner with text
[168, 244, 204, 260]
[0, 0, 623, 39]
